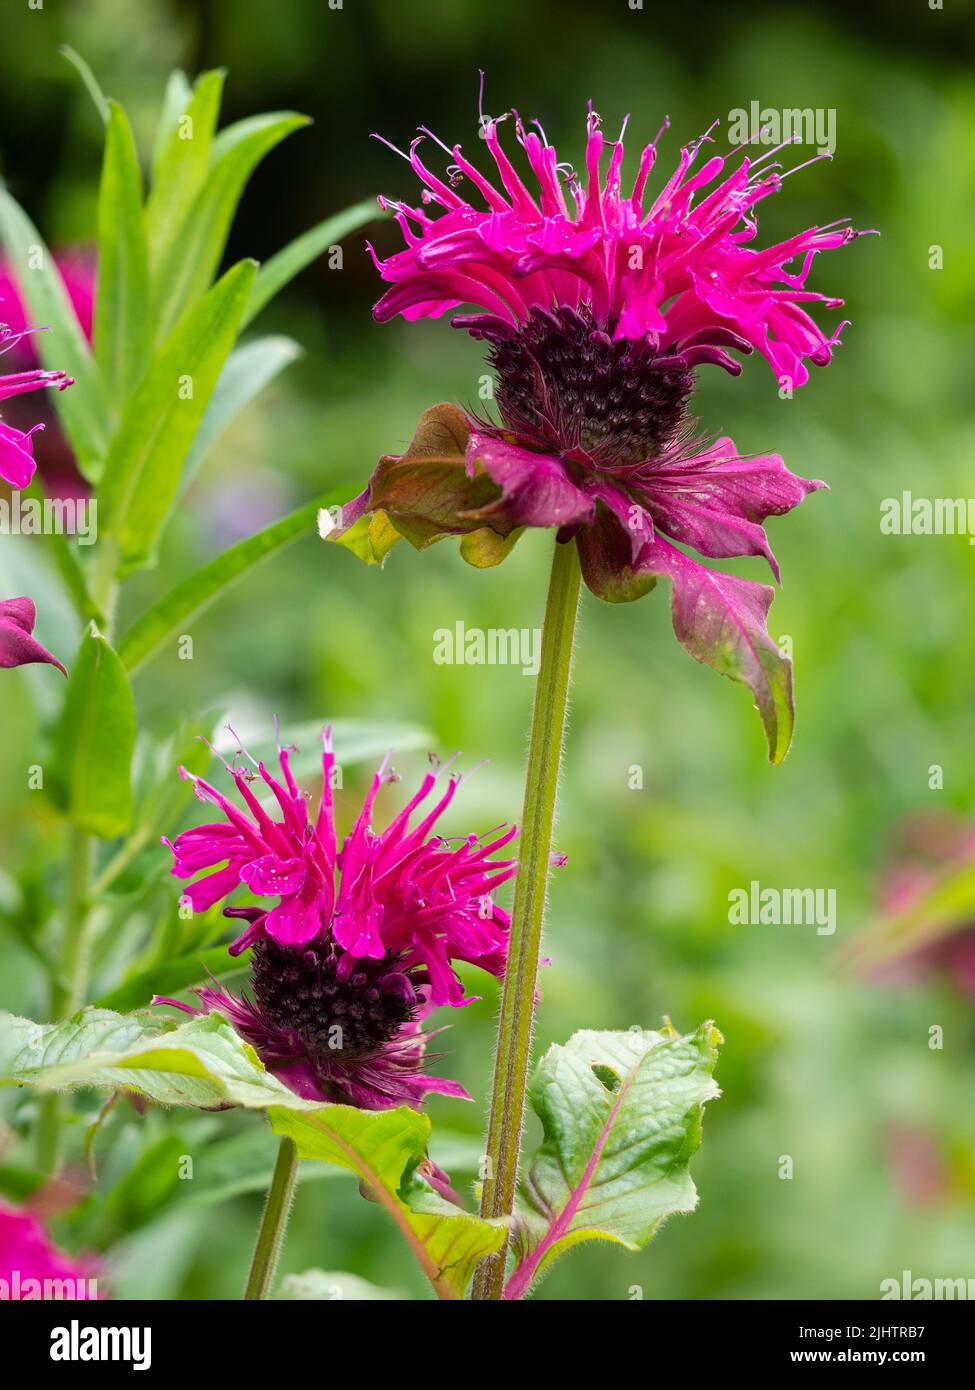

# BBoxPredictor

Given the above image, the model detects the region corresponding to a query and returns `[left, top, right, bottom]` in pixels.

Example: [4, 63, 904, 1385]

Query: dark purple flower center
[487, 304, 695, 469]
[250, 937, 423, 1060]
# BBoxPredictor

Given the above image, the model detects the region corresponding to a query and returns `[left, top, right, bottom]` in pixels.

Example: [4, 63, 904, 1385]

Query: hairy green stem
[243, 1136, 299, 1300]
[52, 828, 95, 1018]
[38, 826, 94, 1172]
[472, 537, 581, 1300]
[38, 562, 117, 1174]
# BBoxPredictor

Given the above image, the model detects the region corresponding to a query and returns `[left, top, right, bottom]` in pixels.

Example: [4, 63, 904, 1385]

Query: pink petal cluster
[166, 730, 516, 1008]
[162, 730, 517, 1109]
[337, 100, 872, 761]
[371, 105, 862, 386]
[0, 317, 75, 489]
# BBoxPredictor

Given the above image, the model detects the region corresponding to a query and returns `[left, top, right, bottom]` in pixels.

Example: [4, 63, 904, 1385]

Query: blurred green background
[2, 0, 975, 1300]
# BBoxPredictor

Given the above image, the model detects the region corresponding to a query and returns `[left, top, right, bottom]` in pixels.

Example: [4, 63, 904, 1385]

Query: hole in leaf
[591, 1063, 621, 1093]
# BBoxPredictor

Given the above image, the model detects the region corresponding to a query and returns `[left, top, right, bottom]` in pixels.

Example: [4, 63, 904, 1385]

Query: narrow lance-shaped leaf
[270, 1104, 505, 1300]
[242, 198, 381, 329]
[95, 101, 151, 406]
[59, 45, 110, 125]
[151, 111, 308, 342]
[98, 258, 257, 576]
[52, 624, 137, 838]
[150, 70, 192, 177]
[505, 1022, 722, 1300]
[145, 69, 224, 271]
[180, 334, 303, 489]
[117, 489, 335, 674]
[0, 186, 109, 480]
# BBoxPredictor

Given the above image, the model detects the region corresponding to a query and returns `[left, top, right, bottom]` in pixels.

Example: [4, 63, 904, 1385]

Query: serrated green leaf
[52, 624, 137, 838]
[95, 101, 151, 406]
[0, 186, 109, 479]
[181, 334, 303, 489]
[0, 1005, 500, 1295]
[151, 110, 308, 341]
[506, 1022, 722, 1299]
[0, 1008, 306, 1110]
[243, 198, 380, 329]
[269, 1105, 505, 1299]
[146, 69, 224, 272]
[98, 258, 257, 575]
[117, 489, 333, 675]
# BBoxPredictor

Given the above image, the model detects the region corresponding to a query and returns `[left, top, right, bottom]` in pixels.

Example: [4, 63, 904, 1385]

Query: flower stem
[53, 827, 95, 1018]
[37, 826, 94, 1173]
[243, 1136, 299, 1300]
[472, 536, 581, 1300]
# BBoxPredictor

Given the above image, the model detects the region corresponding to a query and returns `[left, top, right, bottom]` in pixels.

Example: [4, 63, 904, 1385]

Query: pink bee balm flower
[0, 596, 66, 674]
[0, 253, 95, 358]
[0, 322, 74, 489]
[0, 1200, 98, 1299]
[160, 731, 518, 1109]
[333, 101, 873, 760]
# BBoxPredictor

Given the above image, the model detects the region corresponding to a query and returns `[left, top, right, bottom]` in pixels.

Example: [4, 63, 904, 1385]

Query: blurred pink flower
[0, 253, 92, 491]
[0, 1199, 98, 1300]
[874, 813, 975, 1000]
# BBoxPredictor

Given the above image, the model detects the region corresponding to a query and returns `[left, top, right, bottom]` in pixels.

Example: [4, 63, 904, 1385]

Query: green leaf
[278, 1270, 407, 1301]
[506, 1022, 722, 1299]
[117, 489, 333, 675]
[181, 334, 303, 489]
[0, 1008, 306, 1110]
[95, 101, 151, 407]
[59, 46, 110, 125]
[92, 946, 247, 1013]
[150, 70, 194, 181]
[269, 1105, 505, 1299]
[102, 1132, 188, 1232]
[19, 477, 101, 625]
[243, 198, 380, 329]
[151, 110, 308, 342]
[98, 258, 257, 575]
[0, 186, 109, 480]
[52, 624, 137, 838]
[0, 1006, 502, 1297]
[146, 69, 224, 275]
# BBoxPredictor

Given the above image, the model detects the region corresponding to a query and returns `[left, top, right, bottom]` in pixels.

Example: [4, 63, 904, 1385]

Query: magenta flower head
[0, 596, 66, 674]
[160, 729, 517, 1109]
[0, 320, 74, 489]
[331, 100, 872, 759]
[0, 1200, 98, 1299]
